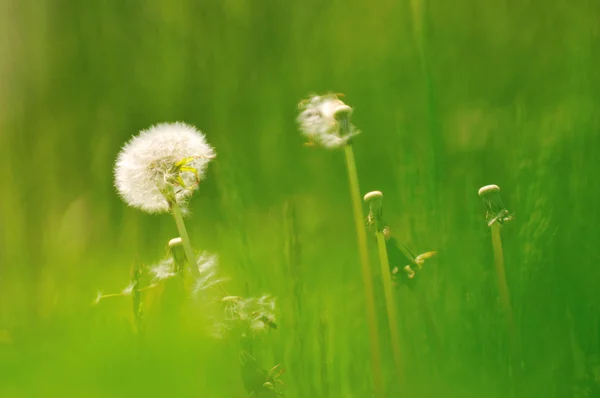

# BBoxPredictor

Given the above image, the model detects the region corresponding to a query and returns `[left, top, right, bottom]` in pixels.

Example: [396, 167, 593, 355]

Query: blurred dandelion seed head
[296, 93, 360, 149]
[220, 294, 278, 336]
[114, 122, 216, 214]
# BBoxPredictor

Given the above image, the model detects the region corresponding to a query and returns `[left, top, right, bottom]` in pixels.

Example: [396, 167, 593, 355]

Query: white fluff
[114, 122, 216, 214]
[296, 93, 360, 149]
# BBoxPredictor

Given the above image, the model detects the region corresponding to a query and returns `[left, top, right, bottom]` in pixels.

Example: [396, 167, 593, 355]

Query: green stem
[343, 144, 384, 397]
[375, 230, 405, 388]
[171, 202, 200, 279]
[490, 223, 521, 385]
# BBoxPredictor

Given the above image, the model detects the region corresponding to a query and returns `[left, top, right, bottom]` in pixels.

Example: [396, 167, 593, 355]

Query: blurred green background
[1, 0, 599, 396]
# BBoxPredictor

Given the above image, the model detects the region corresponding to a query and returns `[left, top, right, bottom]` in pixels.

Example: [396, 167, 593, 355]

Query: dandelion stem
[375, 229, 405, 388]
[171, 202, 200, 278]
[343, 144, 384, 396]
[490, 223, 521, 385]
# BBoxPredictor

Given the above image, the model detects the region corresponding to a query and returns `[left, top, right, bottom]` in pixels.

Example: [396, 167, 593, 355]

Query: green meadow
[1, 1, 599, 397]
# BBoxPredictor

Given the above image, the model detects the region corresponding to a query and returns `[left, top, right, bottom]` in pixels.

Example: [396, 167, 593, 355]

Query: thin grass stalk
[343, 144, 384, 397]
[375, 229, 405, 388]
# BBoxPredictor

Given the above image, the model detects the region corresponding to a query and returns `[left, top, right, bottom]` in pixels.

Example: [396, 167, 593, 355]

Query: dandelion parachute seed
[114, 122, 216, 214]
[149, 258, 178, 283]
[192, 251, 230, 300]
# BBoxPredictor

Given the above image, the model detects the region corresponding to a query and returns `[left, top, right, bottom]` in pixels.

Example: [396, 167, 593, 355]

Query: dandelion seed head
[297, 93, 360, 149]
[215, 293, 278, 337]
[114, 122, 216, 214]
[237, 296, 277, 333]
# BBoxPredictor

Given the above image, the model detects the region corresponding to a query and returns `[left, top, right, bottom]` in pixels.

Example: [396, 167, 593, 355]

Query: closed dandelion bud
[478, 184, 514, 226]
[168, 237, 186, 275]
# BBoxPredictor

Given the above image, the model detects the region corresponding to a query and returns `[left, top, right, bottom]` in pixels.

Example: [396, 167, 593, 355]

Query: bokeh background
[1, 0, 599, 397]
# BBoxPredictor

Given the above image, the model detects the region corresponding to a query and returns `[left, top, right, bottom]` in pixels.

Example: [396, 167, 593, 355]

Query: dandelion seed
[196, 251, 219, 274]
[149, 258, 177, 282]
[296, 93, 360, 149]
[221, 295, 242, 302]
[93, 290, 103, 305]
[121, 282, 135, 296]
[114, 122, 216, 214]
[192, 251, 228, 297]
[192, 274, 227, 296]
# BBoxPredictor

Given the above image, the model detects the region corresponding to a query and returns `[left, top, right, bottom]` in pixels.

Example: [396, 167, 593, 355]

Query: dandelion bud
[364, 190, 384, 231]
[168, 237, 186, 274]
[168, 237, 183, 247]
[363, 191, 383, 203]
[478, 184, 514, 226]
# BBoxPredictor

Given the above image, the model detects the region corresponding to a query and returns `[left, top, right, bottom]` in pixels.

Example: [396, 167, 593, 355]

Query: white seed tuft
[296, 93, 360, 149]
[114, 122, 216, 214]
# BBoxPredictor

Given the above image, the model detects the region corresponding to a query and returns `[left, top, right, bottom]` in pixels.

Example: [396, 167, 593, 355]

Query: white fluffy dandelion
[296, 93, 360, 149]
[114, 122, 216, 214]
